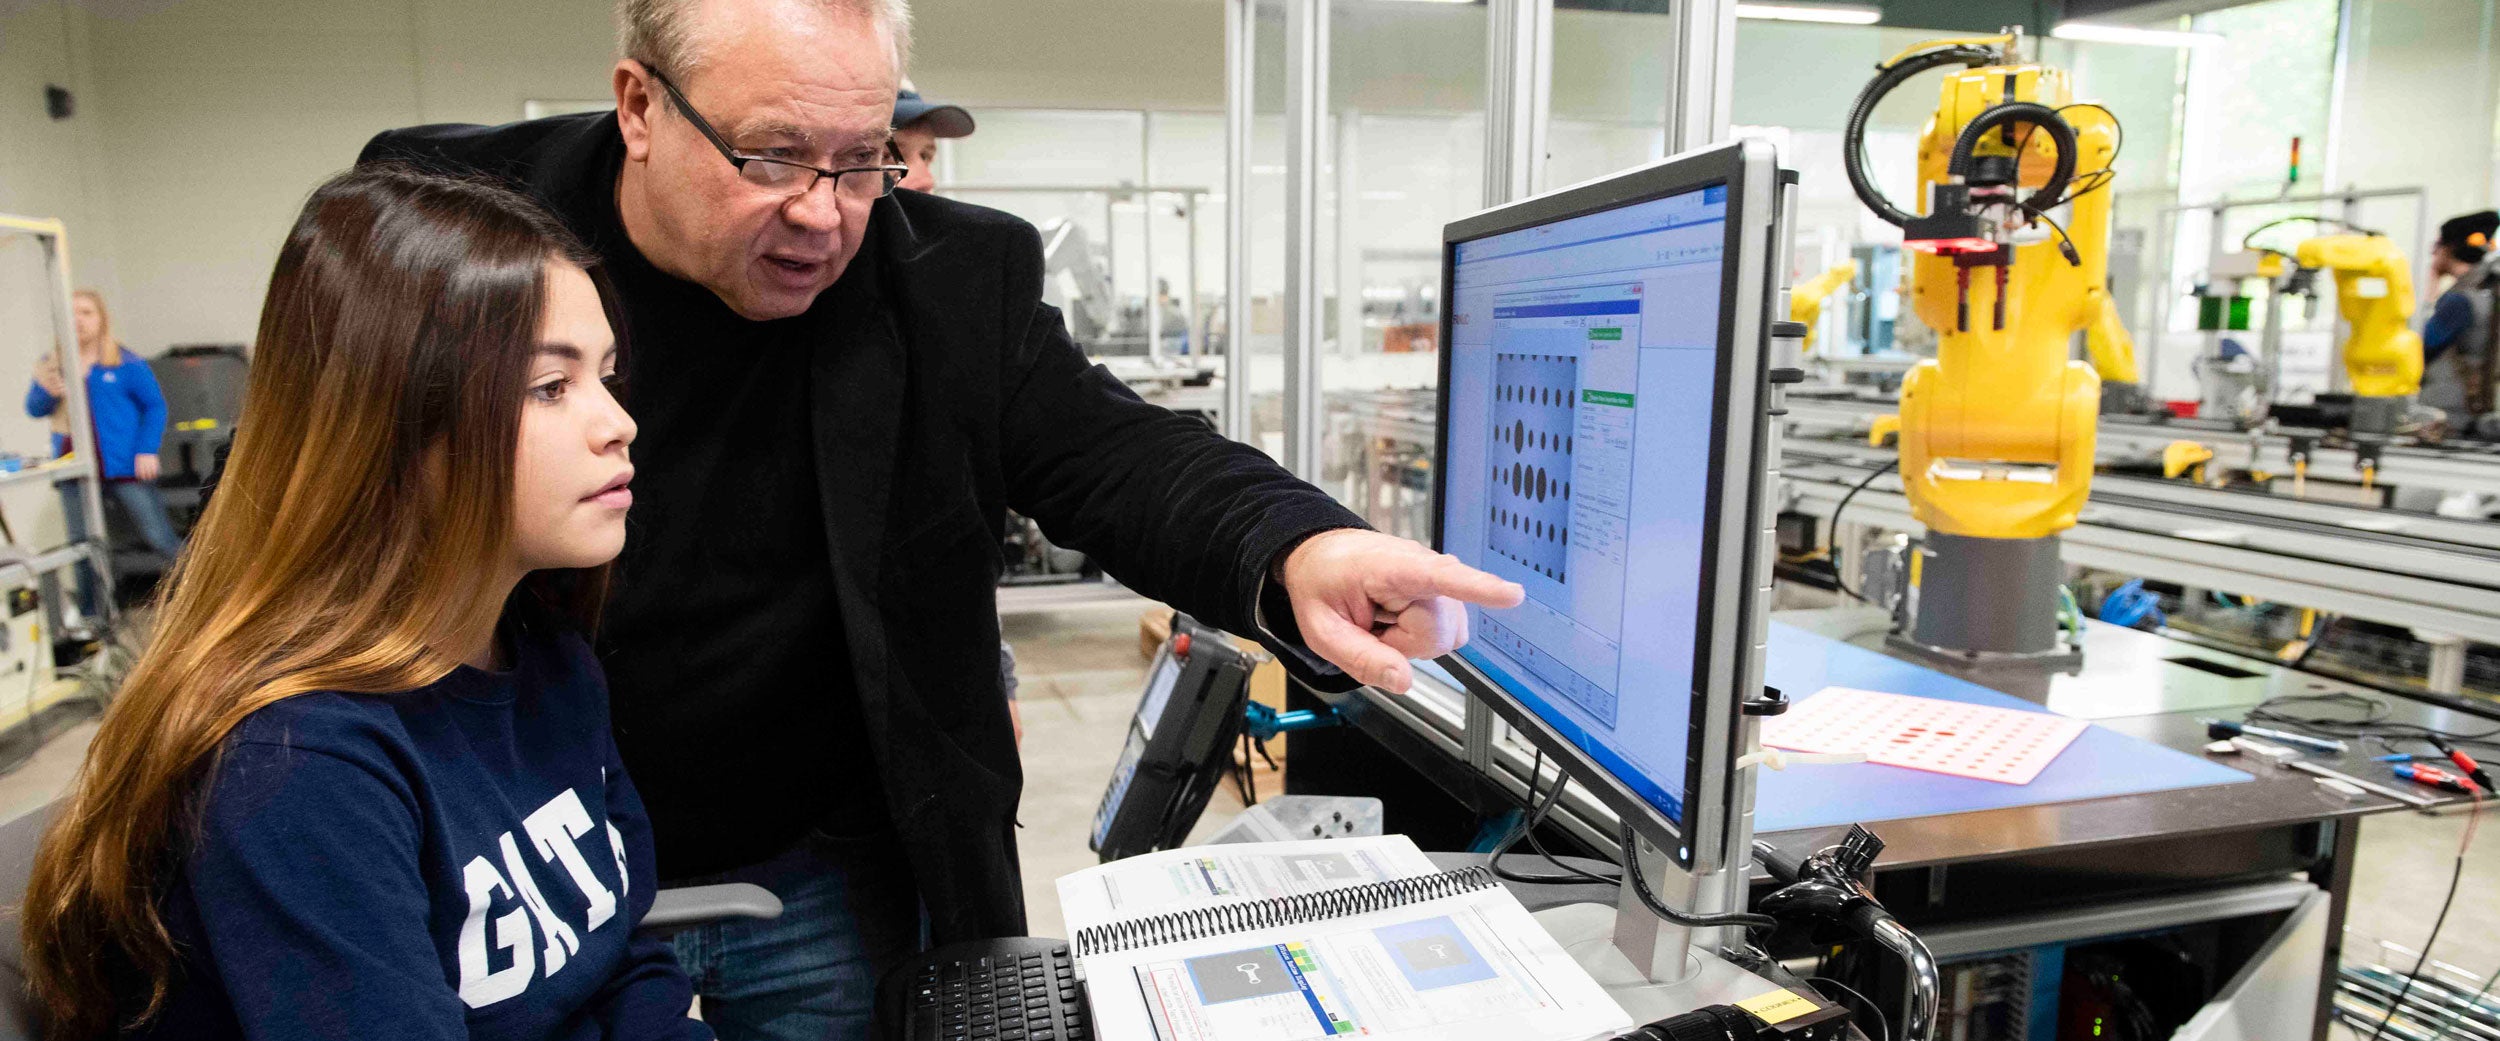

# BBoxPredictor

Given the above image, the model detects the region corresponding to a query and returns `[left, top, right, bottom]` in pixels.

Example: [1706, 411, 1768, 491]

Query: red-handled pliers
[2429, 737, 2496, 793]
[2396, 762, 2483, 795]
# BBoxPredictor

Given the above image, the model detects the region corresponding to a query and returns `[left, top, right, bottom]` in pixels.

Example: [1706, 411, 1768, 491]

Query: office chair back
[0, 803, 55, 1040]
[147, 346, 249, 472]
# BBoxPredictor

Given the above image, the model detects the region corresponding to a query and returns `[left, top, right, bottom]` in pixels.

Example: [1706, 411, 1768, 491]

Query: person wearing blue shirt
[25, 288, 184, 615]
[19, 167, 709, 1041]
[2421, 210, 2500, 430]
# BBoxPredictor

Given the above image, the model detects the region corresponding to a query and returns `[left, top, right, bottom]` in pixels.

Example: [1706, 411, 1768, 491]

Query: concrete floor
[0, 604, 2491, 1035]
[1000, 601, 1266, 942]
[2327, 804, 2500, 1039]
[1001, 602, 1169, 941]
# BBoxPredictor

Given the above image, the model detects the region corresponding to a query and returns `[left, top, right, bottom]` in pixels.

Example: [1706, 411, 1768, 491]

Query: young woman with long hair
[20, 165, 708, 1040]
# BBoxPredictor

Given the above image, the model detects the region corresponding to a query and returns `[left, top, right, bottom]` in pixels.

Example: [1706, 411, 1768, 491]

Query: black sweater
[361, 113, 1366, 934]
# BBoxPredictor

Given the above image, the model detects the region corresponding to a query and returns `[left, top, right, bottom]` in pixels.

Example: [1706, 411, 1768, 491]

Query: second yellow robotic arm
[2085, 292, 2141, 386]
[2291, 233, 2422, 400]
[1790, 261, 1859, 356]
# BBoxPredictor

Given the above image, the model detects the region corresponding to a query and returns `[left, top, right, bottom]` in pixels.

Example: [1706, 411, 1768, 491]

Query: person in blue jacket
[19, 166, 708, 1041]
[26, 287, 184, 614]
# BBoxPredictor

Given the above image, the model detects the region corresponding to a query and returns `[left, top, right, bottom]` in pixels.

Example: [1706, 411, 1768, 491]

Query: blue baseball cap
[893, 89, 975, 138]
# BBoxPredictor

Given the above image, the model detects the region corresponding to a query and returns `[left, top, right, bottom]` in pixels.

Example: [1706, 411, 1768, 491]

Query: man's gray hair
[618, 0, 912, 77]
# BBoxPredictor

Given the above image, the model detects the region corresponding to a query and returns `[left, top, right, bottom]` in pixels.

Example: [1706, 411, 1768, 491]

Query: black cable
[2018, 201, 2085, 267]
[2048, 102, 2124, 209]
[1251, 735, 1281, 773]
[2240, 214, 2384, 255]
[1844, 45, 2000, 227]
[2289, 613, 2334, 669]
[1234, 727, 1259, 807]
[2245, 690, 2500, 753]
[1995, 118, 2091, 270]
[1480, 755, 1780, 925]
[2002, 102, 2120, 217]
[1806, 976, 1891, 1041]
[1824, 459, 1899, 603]
[2364, 795, 2481, 1041]
[1619, 819, 1780, 930]
[1946, 101, 2078, 209]
[1520, 793, 1620, 885]
[1489, 751, 1622, 886]
[2240, 215, 2326, 252]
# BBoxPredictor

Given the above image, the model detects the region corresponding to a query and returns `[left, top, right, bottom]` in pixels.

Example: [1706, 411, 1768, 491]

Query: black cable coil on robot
[1945, 100, 2076, 205]
[1841, 45, 1997, 227]
[1842, 44, 2080, 229]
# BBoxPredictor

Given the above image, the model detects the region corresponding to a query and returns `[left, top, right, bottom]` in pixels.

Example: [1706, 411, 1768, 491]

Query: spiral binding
[1073, 865, 1498, 957]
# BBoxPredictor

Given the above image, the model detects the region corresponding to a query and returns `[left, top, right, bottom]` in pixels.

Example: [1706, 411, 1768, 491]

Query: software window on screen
[1442, 184, 1728, 825]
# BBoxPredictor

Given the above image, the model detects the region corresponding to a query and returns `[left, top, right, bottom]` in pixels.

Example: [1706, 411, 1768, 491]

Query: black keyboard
[878, 936, 1091, 1041]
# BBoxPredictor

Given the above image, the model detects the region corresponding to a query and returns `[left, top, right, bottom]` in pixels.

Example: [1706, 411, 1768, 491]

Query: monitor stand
[1610, 838, 1702, 984]
[1572, 820, 1785, 1019]
[1536, 900, 1791, 1024]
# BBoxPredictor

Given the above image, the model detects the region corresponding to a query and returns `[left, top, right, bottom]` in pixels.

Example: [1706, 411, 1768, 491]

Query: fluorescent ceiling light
[2051, 22, 2224, 47]
[1735, 3, 1881, 24]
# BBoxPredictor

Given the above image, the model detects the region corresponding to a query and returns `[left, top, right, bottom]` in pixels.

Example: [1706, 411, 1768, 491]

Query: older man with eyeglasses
[358, 1, 1522, 1038]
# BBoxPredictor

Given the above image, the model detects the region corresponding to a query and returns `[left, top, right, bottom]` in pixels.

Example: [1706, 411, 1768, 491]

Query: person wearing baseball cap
[2422, 209, 2500, 425]
[889, 83, 974, 192]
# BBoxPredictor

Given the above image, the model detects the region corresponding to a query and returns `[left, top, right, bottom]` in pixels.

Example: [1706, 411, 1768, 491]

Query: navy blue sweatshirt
[136, 604, 710, 1041]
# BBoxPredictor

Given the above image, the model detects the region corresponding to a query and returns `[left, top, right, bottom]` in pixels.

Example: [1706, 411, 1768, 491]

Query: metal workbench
[1284, 608, 2480, 1040]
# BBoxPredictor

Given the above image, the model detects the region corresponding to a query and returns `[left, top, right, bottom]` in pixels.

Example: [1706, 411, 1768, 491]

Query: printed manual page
[1081, 885, 1630, 1041]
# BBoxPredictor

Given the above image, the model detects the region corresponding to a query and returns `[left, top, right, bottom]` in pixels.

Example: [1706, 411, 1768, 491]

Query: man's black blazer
[359, 113, 1363, 942]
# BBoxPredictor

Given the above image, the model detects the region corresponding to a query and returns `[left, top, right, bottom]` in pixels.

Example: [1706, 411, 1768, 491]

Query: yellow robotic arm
[1790, 261, 1859, 356]
[2290, 233, 2421, 401]
[1839, 31, 2125, 659]
[1896, 60, 2112, 543]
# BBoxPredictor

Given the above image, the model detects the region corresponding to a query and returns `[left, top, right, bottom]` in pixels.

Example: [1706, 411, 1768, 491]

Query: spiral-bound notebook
[1056, 837, 1632, 1041]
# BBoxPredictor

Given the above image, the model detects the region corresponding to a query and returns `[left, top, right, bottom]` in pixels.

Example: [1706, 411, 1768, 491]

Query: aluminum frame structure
[1218, 0, 1754, 979]
[0, 214, 116, 620]
[1228, 0, 1733, 472]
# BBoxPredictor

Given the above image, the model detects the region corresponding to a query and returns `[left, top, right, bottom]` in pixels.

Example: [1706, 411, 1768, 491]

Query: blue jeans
[59, 480, 184, 616]
[670, 827, 925, 1041]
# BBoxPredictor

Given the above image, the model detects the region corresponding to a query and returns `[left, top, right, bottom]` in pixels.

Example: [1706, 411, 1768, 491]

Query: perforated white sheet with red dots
[1760, 687, 2089, 785]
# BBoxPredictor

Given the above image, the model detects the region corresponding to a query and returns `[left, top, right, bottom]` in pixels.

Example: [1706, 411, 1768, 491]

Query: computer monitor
[1432, 140, 1782, 898]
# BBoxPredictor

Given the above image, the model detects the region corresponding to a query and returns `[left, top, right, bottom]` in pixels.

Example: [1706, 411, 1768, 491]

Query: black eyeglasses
[648, 67, 908, 201]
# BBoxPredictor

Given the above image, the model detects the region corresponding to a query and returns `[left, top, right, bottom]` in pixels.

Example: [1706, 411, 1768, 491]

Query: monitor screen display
[1439, 183, 1730, 829]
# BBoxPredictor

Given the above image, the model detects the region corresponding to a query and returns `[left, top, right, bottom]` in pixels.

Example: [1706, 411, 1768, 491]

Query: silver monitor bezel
[1429, 138, 1780, 875]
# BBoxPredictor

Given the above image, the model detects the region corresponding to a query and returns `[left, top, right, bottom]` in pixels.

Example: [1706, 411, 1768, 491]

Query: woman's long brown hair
[21, 165, 611, 1039]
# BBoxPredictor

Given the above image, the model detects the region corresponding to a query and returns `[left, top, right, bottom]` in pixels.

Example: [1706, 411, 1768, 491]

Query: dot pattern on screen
[1488, 352, 1577, 585]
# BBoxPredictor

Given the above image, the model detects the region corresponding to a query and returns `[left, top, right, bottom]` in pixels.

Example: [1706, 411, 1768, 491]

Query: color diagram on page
[1122, 905, 1587, 1041]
